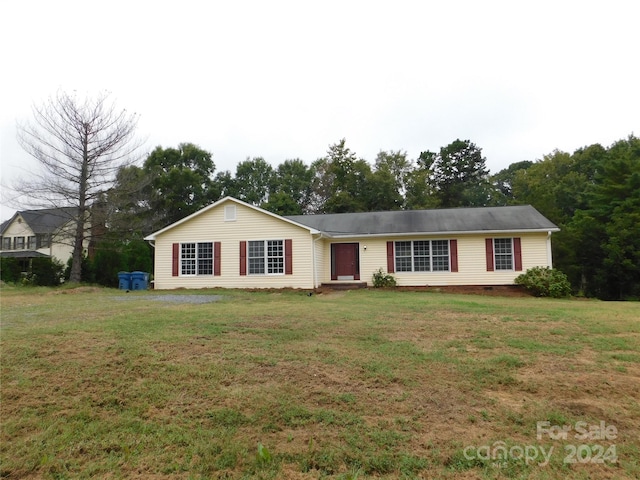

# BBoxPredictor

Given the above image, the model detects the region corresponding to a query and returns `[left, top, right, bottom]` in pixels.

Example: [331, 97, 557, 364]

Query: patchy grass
[1, 285, 639, 479]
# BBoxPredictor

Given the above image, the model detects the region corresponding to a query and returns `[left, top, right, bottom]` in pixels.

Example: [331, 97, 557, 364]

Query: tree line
[12, 92, 640, 299]
[109, 137, 495, 230]
[106, 136, 639, 300]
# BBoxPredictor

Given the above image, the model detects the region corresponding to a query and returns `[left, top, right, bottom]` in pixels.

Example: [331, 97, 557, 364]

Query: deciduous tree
[233, 157, 273, 205]
[374, 150, 412, 198]
[490, 160, 533, 203]
[311, 139, 371, 213]
[107, 164, 156, 234]
[144, 143, 218, 227]
[268, 159, 314, 213]
[16, 91, 142, 282]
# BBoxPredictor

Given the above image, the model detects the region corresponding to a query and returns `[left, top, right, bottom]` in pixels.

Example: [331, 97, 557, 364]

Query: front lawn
[1, 286, 638, 479]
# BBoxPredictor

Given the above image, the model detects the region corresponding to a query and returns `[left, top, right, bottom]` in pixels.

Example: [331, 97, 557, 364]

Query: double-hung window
[395, 240, 450, 272]
[14, 237, 25, 250]
[1, 237, 10, 250]
[493, 238, 513, 270]
[181, 242, 213, 275]
[248, 240, 284, 274]
[36, 234, 50, 248]
[431, 240, 450, 271]
[197, 242, 213, 275]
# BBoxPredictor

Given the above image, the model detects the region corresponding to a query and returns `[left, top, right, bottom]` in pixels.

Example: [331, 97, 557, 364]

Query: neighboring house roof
[0, 250, 50, 258]
[285, 205, 559, 237]
[0, 207, 77, 236]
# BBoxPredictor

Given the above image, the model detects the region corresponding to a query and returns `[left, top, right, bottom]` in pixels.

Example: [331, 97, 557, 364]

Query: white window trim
[180, 241, 214, 276]
[395, 239, 451, 273]
[493, 238, 514, 271]
[247, 239, 285, 275]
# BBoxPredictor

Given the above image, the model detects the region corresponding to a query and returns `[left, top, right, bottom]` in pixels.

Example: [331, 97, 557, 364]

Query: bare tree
[16, 90, 143, 282]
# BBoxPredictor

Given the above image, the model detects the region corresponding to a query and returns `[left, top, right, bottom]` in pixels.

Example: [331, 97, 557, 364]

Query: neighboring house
[0, 207, 80, 272]
[144, 196, 559, 290]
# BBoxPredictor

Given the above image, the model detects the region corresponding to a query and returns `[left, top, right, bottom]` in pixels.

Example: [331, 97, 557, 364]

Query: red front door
[331, 243, 360, 280]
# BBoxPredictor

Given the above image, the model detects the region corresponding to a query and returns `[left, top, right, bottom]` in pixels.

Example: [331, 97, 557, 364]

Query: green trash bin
[131, 271, 149, 290]
[118, 272, 131, 290]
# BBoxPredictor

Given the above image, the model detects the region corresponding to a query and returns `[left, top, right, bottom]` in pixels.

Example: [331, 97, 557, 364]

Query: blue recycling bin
[118, 272, 132, 290]
[131, 271, 149, 290]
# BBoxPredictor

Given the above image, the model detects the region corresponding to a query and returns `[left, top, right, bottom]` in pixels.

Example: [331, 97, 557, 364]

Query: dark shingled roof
[0, 207, 77, 235]
[285, 205, 558, 236]
[0, 250, 50, 259]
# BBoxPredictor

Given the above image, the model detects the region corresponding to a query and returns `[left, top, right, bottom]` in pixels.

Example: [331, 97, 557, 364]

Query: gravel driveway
[113, 294, 224, 304]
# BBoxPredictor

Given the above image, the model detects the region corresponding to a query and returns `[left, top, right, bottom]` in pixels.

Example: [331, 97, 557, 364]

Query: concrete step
[320, 282, 368, 290]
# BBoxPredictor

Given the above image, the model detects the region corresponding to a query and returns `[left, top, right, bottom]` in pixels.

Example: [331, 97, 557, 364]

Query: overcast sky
[1, 0, 638, 221]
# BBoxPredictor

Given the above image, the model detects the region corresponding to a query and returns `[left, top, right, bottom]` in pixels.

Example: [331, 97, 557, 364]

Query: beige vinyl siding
[322, 232, 552, 287]
[520, 234, 553, 270]
[312, 234, 325, 288]
[358, 238, 389, 284]
[153, 202, 315, 289]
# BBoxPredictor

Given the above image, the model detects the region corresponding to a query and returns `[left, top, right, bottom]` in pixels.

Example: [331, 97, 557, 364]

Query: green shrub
[26, 257, 64, 286]
[1, 257, 63, 286]
[515, 267, 571, 298]
[123, 239, 153, 272]
[89, 237, 153, 287]
[372, 268, 397, 288]
[91, 244, 126, 287]
[0, 257, 22, 283]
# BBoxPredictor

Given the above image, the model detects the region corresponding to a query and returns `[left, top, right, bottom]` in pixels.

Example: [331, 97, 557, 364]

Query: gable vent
[224, 205, 237, 221]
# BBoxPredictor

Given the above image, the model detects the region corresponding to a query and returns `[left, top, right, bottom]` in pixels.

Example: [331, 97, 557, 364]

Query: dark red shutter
[214, 241, 221, 276]
[513, 237, 522, 271]
[485, 238, 494, 272]
[172, 243, 179, 276]
[239, 241, 247, 276]
[387, 241, 395, 273]
[450, 239, 458, 272]
[331, 244, 337, 280]
[354, 244, 360, 280]
[285, 239, 293, 275]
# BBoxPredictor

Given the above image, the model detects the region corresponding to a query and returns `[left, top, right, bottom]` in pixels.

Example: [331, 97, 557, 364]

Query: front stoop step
[320, 282, 368, 291]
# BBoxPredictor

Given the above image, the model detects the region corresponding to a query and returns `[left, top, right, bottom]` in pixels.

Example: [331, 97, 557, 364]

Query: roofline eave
[318, 227, 560, 239]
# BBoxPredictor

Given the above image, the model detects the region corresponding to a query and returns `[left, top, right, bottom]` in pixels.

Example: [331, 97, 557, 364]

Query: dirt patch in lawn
[401, 284, 532, 297]
[47, 286, 104, 295]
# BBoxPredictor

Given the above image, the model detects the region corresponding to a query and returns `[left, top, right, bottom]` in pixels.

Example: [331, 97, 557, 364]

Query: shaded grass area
[1, 285, 639, 479]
